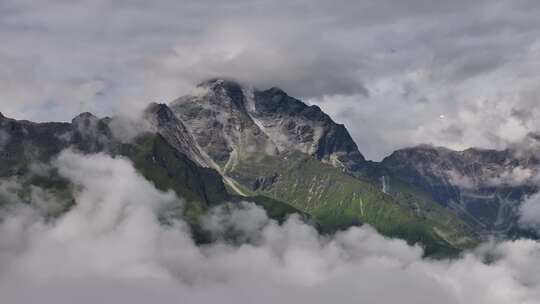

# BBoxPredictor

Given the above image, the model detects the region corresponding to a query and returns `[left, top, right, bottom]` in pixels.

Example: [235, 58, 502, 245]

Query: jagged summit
[197, 78, 244, 90]
[170, 79, 365, 170]
[144, 101, 169, 112]
[197, 77, 239, 85]
[144, 102, 176, 124]
[72, 112, 97, 119]
[386, 143, 521, 165]
[382, 143, 539, 233]
[194, 78, 249, 113]
[71, 112, 98, 124]
[251, 85, 364, 165]
[140, 102, 212, 168]
[266, 86, 285, 94]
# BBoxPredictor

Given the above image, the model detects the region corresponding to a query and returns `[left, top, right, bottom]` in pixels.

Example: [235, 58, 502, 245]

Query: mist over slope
[0, 80, 540, 304]
[0, 86, 481, 255]
[0, 150, 539, 304]
[169, 79, 539, 240]
[379, 144, 540, 235]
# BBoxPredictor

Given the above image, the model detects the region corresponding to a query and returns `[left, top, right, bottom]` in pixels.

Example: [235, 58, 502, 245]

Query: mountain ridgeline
[169, 79, 365, 171]
[379, 145, 539, 236]
[1, 78, 537, 256]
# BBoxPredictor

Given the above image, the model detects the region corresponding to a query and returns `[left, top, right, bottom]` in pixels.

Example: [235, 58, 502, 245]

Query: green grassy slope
[120, 134, 230, 222]
[120, 134, 305, 224]
[226, 151, 478, 256]
[0, 126, 303, 232]
[0, 115, 479, 256]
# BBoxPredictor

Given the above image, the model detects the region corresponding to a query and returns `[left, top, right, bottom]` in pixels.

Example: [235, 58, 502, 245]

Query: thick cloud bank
[3, 1, 540, 158]
[0, 150, 540, 304]
[520, 193, 540, 232]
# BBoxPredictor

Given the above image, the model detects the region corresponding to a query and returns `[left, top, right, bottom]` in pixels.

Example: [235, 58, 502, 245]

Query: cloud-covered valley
[0, 150, 540, 304]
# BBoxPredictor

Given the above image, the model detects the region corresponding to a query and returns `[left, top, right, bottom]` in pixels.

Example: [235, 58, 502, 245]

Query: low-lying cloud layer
[3, 1, 540, 158]
[1, 150, 540, 304]
[520, 193, 540, 231]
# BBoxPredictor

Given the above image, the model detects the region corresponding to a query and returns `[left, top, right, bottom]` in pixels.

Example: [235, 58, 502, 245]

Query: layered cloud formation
[520, 193, 540, 231]
[0, 150, 540, 304]
[3, 1, 540, 158]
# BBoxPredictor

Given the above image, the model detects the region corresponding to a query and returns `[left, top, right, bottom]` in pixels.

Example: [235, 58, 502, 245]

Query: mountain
[0, 111, 226, 218]
[380, 144, 540, 235]
[0, 110, 300, 229]
[170, 79, 365, 172]
[13, 78, 537, 256]
[168, 79, 478, 255]
[167, 79, 540, 241]
[143, 102, 213, 168]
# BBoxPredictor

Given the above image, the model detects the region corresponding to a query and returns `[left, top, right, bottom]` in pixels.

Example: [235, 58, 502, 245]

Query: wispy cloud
[0, 149, 540, 303]
[2, 1, 540, 159]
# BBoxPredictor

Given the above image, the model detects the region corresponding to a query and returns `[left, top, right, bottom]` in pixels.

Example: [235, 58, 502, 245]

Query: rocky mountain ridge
[2, 78, 538, 255]
[380, 144, 540, 234]
[170, 79, 365, 172]
[166, 79, 539, 238]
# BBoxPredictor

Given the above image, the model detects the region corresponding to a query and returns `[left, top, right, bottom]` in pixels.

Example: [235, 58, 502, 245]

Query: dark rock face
[170, 79, 275, 167]
[0, 114, 72, 176]
[197, 78, 248, 112]
[252, 87, 365, 169]
[381, 145, 539, 233]
[143, 102, 212, 168]
[170, 79, 365, 171]
[0, 110, 231, 208]
[252, 173, 279, 191]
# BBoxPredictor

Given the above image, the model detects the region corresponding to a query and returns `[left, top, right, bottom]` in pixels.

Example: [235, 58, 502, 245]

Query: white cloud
[519, 193, 540, 231]
[0, 129, 10, 149]
[0, 149, 540, 303]
[486, 166, 540, 187]
[446, 166, 540, 189]
[447, 169, 476, 189]
[2, 1, 540, 159]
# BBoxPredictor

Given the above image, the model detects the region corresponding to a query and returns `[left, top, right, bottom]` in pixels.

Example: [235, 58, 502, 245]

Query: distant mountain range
[1, 78, 538, 256]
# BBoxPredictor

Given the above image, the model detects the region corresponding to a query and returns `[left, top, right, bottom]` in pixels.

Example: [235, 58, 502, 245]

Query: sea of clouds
[0, 150, 539, 304]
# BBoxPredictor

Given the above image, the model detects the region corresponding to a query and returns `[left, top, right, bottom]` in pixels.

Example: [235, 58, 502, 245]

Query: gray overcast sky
[2, 0, 540, 159]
